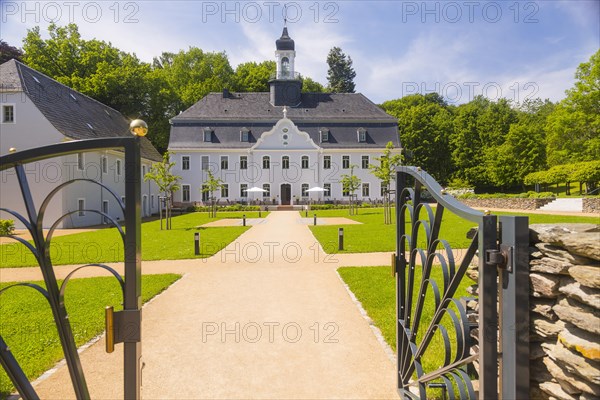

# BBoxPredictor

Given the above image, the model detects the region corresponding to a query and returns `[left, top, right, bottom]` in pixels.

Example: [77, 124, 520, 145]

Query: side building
[168, 27, 401, 206]
[0, 59, 162, 228]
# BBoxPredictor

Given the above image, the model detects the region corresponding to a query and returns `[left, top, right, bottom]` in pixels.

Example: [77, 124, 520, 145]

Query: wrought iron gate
[394, 166, 529, 400]
[0, 137, 143, 399]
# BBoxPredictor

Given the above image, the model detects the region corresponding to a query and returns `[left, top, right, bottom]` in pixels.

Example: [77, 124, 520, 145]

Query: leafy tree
[144, 152, 181, 230]
[340, 165, 362, 215]
[22, 24, 159, 143]
[382, 94, 453, 183]
[201, 171, 224, 218]
[326, 47, 356, 93]
[233, 61, 275, 92]
[450, 96, 519, 188]
[546, 49, 600, 166]
[155, 47, 234, 108]
[571, 160, 600, 193]
[301, 76, 325, 93]
[22, 24, 149, 115]
[485, 99, 554, 188]
[528, 161, 600, 194]
[142, 69, 181, 153]
[369, 142, 403, 224]
[0, 40, 23, 63]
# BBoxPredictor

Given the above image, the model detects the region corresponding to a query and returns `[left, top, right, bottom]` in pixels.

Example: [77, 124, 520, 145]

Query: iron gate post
[124, 137, 142, 400]
[499, 216, 529, 399]
[395, 170, 404, 392]
[479, 214, 499, 400]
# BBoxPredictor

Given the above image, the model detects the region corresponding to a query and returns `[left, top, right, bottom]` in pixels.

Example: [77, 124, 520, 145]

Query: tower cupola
[270, 25, 302, 107]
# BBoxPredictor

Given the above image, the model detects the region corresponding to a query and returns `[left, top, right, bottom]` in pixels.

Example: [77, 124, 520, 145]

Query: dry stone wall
[582, 198, 600, 213]
[460, 198, 554, 210]
[528, 224, 600, 400]
[464, 223, 600, 399]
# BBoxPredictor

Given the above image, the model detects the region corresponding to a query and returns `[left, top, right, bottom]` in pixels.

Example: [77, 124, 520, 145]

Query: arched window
[281, 57, 290, 77]
[301, 156, 309, 169]
[262, 156, 270, 169]
[282, 156, 290, 169]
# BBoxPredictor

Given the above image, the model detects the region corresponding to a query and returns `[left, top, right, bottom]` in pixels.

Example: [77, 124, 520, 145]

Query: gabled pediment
[251, 117, 320, 151]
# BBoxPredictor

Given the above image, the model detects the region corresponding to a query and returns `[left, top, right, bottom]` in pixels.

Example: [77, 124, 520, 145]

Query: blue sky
[2, 0, 598, 104]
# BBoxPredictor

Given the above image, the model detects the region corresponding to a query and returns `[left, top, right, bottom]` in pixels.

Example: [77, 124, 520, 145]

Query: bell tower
[269, 23, 302, 107]
[275, 25, 295, 79]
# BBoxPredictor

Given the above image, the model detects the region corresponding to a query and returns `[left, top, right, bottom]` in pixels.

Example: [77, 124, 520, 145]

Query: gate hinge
[106, 307, 141, 353]
[485, 244, 514, 272]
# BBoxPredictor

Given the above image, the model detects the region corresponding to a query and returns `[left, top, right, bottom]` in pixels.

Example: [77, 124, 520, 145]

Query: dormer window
[203, 127, 213, 142]
[357, 128, 367, 143]
[320, 127, 329, 143]
[240, 128, 250, 142]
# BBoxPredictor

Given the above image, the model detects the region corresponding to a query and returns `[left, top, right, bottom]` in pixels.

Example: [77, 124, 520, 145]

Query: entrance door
[281, 184, 291, 205]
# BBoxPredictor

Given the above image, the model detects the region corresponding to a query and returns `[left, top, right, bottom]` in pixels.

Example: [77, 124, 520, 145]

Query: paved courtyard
[26, 211, 398, 399]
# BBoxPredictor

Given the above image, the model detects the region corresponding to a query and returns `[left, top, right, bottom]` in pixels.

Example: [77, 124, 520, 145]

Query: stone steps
[539, 198, 583, 212]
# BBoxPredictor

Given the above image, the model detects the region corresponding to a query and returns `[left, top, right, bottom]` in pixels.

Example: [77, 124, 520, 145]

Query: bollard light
[314, 214, 317, 226]
[243, 214, 246, 226]
[338, 227, 344, 251]
[194, 232, 200, 256]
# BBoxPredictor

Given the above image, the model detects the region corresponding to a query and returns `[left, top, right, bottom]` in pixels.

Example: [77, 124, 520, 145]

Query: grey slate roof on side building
[169, 92, 400, 149]
[0, 59, 162, 162]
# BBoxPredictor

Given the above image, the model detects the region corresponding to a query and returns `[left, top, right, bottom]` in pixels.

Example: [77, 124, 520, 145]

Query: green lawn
[0, 273, 181, 397]
[310, 208, 599, 253]
[338, 266, 473, 399]
[0, 211, 266, 268]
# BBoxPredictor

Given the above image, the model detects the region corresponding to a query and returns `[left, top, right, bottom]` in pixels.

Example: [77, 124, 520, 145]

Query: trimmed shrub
[0, 219, 15, 235]
[188, 205, 262, 212]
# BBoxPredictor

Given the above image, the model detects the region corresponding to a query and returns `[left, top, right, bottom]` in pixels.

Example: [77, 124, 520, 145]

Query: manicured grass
[0, 273, 181, 397]
[0, 211, 266, 268]
[338, 266, 472, 399]
[310, 208, 599, 254]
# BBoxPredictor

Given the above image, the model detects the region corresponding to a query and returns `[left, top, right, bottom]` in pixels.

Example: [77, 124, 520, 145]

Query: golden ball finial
[8, 147, 16, 153]
[484, 210, 491, 216]
[130, 119, 148, 137]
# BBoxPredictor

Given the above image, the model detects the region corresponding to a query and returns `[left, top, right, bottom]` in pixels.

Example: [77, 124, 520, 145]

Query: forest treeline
[1, 24, 597, 190]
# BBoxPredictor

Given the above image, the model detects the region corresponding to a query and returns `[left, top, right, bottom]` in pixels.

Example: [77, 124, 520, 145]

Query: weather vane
[284, 4, 287, 26]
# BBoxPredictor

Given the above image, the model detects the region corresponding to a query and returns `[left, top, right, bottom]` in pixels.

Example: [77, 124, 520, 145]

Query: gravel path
[28, 211, 399, 399]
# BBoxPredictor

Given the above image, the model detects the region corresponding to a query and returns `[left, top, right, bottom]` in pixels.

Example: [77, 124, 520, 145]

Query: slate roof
[169, 92, 400, 149]
[0, 59, 162, 162]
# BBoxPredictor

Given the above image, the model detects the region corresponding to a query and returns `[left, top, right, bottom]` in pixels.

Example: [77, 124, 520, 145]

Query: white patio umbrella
[306, 186, 326, 208]
[245, 186, 267, 204]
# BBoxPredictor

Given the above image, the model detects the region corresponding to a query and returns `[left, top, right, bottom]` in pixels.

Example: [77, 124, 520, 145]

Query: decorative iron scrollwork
[395, 166, 496, 400]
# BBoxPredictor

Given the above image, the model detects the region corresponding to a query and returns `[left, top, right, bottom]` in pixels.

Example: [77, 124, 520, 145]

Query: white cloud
[357, 31, 473, 102]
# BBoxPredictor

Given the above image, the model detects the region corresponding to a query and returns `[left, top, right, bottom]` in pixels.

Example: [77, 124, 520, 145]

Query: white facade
[0, 90, 160, 228]
[171, 117, 391, 206]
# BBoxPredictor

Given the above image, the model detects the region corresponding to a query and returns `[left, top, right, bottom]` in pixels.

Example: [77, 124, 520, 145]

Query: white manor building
[0, 59, 162, 228]
[168, 27, 401, 206]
